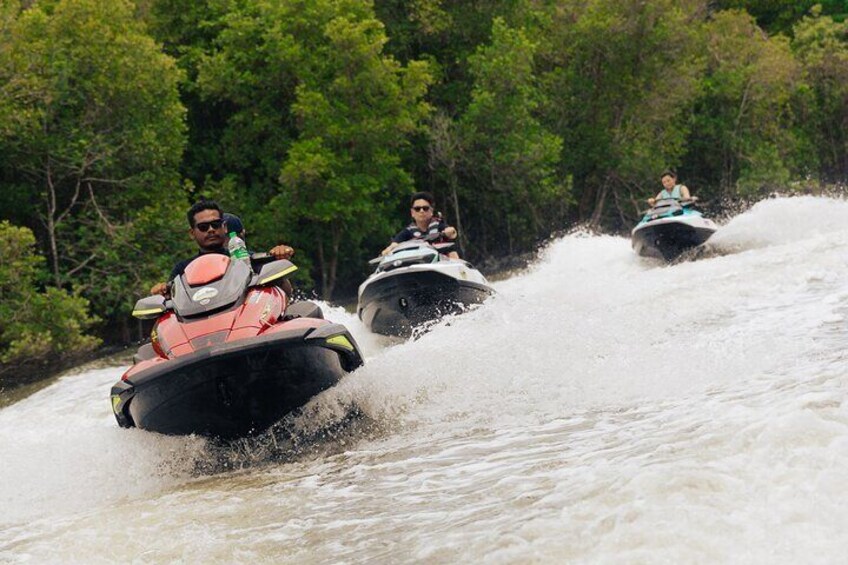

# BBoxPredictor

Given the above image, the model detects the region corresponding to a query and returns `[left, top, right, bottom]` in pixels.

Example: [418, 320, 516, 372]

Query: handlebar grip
[249, 252, 278, 266]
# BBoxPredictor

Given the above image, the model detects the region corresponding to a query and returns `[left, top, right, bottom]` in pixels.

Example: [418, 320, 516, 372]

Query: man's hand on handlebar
[381, 242, 398, 256]
[269, 245, 295, 260]
[150, 281, 170, 298]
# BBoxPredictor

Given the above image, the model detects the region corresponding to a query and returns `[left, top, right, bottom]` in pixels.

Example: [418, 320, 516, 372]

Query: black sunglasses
[195, 219, 225, 232]
[412, 205, 431, 212]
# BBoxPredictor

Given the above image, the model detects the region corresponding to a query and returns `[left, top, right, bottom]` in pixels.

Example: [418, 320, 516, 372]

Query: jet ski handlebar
[641, 197, 699, 214]
[249, 252, 277, 266]
[423, 232, 456, 250]
[369, 233, 456, 264]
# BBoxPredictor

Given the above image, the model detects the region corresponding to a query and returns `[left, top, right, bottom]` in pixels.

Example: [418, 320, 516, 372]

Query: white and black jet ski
[357, 238, 494, 337]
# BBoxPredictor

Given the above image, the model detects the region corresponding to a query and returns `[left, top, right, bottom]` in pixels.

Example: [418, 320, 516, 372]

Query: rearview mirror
[250, 260, 297, 287]
[132, 295, 167, 319]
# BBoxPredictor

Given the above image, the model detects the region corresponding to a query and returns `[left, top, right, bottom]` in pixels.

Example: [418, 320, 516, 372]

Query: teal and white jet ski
[631, 198, 717, 261]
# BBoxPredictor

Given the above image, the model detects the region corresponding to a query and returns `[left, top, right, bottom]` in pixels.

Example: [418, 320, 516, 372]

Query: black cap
[223, 213, 244, 235]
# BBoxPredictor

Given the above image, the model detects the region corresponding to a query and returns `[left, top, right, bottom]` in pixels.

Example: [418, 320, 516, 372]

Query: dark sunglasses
[412, 205, 431, 212]
[195, 219, 224, 232]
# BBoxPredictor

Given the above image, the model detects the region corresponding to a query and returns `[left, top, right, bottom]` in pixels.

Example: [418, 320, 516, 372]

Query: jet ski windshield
[171, 255, 253, 317]
[642, 199, 690, 222]
[378, 243, 440, 272]
[651, 199, 683, 212]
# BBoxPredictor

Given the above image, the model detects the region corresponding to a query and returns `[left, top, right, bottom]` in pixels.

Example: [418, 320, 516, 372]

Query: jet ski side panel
[112, 322, 363, 439]
[123, 344, 343, 439]
[632, 221, 716, 260]
[358, 269, 493, 337]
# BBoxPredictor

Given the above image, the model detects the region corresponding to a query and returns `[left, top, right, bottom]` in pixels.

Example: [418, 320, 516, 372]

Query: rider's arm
[265, 245, 295, 296]
[150, 258, 191, 297]
[680, 185, 691, 200]
[440, 220, 457, 240]
[382, 228, 410, 255]
[381, 241, 399, 256]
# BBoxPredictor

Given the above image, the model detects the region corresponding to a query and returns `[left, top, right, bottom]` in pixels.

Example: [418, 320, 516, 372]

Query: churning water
[2, 196, 848, 563]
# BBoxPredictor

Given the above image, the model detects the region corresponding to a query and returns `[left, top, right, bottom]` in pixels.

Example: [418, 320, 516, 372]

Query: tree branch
[87, 182, 117, 235]
[66, 252, 98, 277]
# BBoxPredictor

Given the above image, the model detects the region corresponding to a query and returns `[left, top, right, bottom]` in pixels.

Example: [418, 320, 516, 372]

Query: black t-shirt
[169, 248, 229, 281]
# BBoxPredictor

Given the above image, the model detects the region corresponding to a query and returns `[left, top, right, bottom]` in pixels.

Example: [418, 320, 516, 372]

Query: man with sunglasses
[149, 199, 294, 296]
[381, 191, 459, 259]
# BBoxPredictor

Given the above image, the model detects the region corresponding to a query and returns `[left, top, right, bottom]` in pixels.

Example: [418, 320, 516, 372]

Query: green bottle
[227, 231, 249, 263]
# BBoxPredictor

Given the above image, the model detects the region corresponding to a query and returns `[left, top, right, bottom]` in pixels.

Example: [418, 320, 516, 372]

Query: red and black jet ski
[110, 254, 363, 439]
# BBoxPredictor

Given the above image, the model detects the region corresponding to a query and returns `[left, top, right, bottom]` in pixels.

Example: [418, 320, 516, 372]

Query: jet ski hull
[358, 269, 492, 337]
[632, 216, 717, 261]
[111, 325, 362, 439]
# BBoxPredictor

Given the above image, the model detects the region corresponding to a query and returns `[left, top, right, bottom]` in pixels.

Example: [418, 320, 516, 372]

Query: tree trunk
[120, 317, 130, 344]
[321, 226, 341, 300]
[316, 235, 327, 296]
[43, 158, 84, 288]
[578, 182, 596, 222]
[449, 178, 466, 255]
[44, 163, 61, 287]
[505, 214, 513, 256]
[589, 179, 610, 228]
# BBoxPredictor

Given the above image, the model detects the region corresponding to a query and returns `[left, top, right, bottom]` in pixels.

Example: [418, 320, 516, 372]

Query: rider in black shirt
[149, 200, 294, 296]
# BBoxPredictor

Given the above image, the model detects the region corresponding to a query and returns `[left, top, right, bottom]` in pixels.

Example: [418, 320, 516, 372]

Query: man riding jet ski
[149, 200, 295, 297]
[110, 201, 364, 439]
[358, 192, 493, 337]
[380, 191, 460, 259]
[631, 171, 717, 261]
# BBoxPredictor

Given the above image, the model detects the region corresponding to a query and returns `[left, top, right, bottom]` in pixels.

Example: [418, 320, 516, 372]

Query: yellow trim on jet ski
[260, 265, 298, 285]
[326, 334, 354, 351]
[132, 307, 165, 317]
[111, 395, 121, 413]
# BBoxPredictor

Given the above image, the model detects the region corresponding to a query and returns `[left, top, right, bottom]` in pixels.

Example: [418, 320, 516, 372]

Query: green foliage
[278, 6, 433, 295]
[3, 0, 848, 363]
[686, 10, 799, 195]
[375, 0, 526, 111]
[196, 0, 432, 297]
[538, 0, 705, 225]
[143, 0, 231, 186]
[0, 0, 187, 326]
[713, 1, 848, 35]
[457, 18, 566, 253]
[791, 7, 848, 180]
[0, 221, 98, 373]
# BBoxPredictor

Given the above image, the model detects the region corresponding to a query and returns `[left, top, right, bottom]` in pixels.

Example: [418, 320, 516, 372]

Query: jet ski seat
[133, 342, 157, 364]
[283, 300, 324, 320]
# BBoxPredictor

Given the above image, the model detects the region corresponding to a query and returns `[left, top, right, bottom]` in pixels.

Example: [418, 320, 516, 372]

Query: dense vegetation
[1, 0, 847, 376]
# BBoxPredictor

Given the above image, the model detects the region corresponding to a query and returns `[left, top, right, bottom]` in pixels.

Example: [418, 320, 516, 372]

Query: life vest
[659, 184, 682, 200]
[406, 217, 443, 240]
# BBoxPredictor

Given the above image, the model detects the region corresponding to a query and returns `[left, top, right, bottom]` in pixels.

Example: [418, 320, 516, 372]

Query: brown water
[2, 196, 848, 563]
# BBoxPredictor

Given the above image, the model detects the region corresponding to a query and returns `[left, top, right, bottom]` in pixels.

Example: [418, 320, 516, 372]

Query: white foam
[3, 196, 848, 562]
[709, 195, 848, 251]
